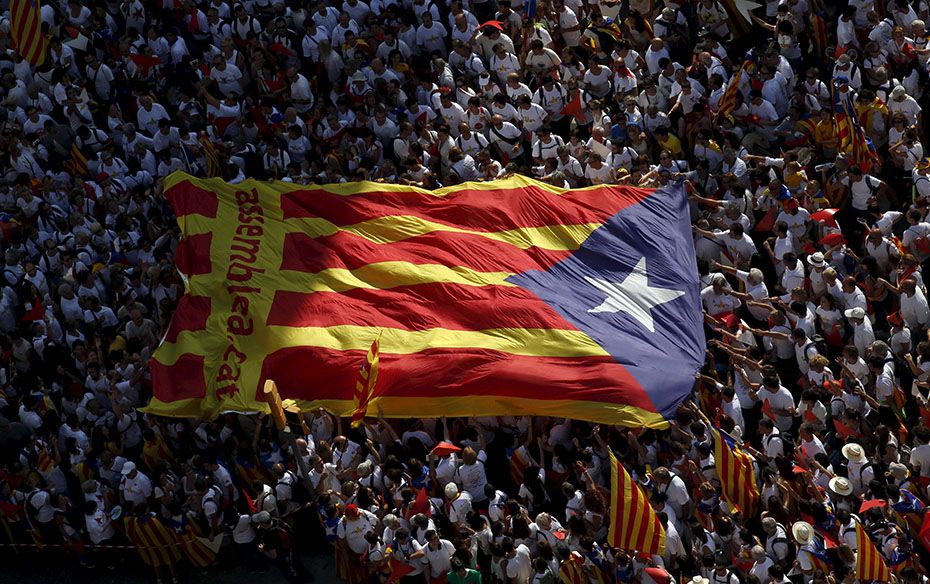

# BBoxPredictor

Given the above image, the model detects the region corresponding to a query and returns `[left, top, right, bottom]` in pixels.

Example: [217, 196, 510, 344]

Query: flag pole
[263, 380, 314, 491]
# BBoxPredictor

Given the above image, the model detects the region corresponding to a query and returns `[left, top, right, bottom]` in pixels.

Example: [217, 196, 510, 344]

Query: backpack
[279, 470, 312, 505]
[203, 485, 225, 514]
[803, 336, 827, 364]
[2, 268, 23, 289]
[913, 224, 930, 255]
[772, 523, 796, 564]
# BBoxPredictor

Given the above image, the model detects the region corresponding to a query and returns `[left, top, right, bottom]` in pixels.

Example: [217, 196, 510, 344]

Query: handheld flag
[805, 533, 832, 573]
[146, 174, 704, 428]
[856, 520, 892, 582]
[351, 334, 381, 427]
[560, 92, 586, 124]
[810, 12, 828, 57]
[63, 144, 89, 177]
[891, 490, 925, 538]
[607, 451, 665, 555]
[407, 487, 432, 519]
[711, 425, 759, 517]
[387, 554, 416, 584]
[10, 0, 47, 66]
[717, 63, 746, 117]
[128, 53, 162, 76]
[199, 132, 220, 178]
[124, 514, 183, 568]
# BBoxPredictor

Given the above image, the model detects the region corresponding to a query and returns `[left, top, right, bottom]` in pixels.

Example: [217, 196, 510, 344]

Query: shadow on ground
[0, 549, 337, 584]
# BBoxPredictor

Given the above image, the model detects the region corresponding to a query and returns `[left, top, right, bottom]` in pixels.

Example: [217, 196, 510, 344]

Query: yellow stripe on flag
[284, 215, 603, 251]
[152, 325, 610, 365]
[279, 262, 516, 293]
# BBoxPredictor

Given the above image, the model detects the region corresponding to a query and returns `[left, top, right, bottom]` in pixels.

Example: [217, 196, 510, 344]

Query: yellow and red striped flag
[716, 63, 746, 117]
[143, 173, 705, 427]
[350, 334, 380, 427]
[607, 451, 665, 556]
[199, 132, 220, 178]
[856, 520, 892, 582]
[559, 553, 587, 584]
[125, 513, 182, 569]
[10, 0, 47, 66]
[711, 425, 759, 517]
[177, 522, 218, 567]
[63, 143, 89, 177]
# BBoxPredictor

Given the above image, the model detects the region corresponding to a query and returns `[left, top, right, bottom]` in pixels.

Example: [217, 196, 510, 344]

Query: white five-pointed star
[584, 257, 685, 333]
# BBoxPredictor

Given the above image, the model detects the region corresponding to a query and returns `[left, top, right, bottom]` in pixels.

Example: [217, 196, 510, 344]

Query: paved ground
[0, 549, 338, 584]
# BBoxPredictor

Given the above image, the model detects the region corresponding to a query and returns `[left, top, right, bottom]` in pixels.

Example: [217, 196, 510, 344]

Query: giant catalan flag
[145, 173, 704, 427]
[10, 0, 47, 66]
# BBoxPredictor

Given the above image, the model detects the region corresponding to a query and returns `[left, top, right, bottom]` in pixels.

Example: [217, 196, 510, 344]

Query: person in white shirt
[487, 114, 524, 162]
[842, 443, 875, 496]
[909, 427, 930, 477]
[416, 12, 448, 56]
[421, 529, 456, 579]
[883, 277, 930, 330]
[119, 461, 153, 507]
[503, 538, 533, 584]
[84, 499, 115, 544]
[693, 223, 757, 268]
[337, 504, 379, 555]
[759, 377, 796, 433]
[444, 482, 473, 528]
[653, 467, 691, 522]
[391, 528, 425, 576]
[700, 275, 741, 317]
[844, 306, 875, 356]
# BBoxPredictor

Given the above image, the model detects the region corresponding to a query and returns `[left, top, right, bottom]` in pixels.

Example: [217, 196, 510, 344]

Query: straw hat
[829, 476, 853, 497]
[791, 521, 814, 545]
[842, 443, 867, 464]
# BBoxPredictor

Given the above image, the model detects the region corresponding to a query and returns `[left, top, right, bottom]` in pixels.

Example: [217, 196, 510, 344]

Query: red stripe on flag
[165, 182, 219, 218]
[280, 185, 653, 230]
[259, 346, 655, 410]
[175, 233, 213, 276]
[151, 355, 207, 401]
[628, 463, 648, 550]
[265, 285, 574, 331]
[163, 295, 211, 342]
[281, 231, 572, 275]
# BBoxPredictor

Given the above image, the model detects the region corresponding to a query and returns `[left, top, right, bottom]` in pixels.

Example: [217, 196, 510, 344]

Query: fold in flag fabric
[351, 334, 381, 427]
[607, 451, 665, 555]
[144, 173, 705, 428]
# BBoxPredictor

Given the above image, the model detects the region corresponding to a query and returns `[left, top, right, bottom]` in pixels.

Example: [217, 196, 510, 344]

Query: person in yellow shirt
[654, 126, 683, 159]
[813, 109, 838, 159]
[783, 161, 808, 195]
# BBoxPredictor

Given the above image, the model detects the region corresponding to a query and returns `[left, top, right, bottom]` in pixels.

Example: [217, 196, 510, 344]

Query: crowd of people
[7, 0, 930, 583]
